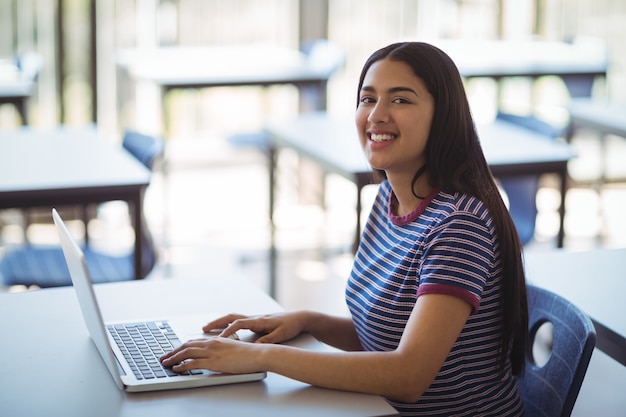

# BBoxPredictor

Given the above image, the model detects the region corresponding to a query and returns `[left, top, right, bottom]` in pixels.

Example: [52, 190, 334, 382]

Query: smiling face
[355, 58, 435, 182]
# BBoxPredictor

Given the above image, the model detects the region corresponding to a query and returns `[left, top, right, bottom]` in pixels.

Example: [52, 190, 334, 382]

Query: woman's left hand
[160, 337, 266, 375]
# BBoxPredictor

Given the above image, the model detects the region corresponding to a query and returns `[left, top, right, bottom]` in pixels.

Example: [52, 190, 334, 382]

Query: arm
[305, 311, 363, 351]
[162, 293, 471, 403]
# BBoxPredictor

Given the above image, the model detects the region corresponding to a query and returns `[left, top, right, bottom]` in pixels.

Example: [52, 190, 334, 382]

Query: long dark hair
[357, 42, 528, 376]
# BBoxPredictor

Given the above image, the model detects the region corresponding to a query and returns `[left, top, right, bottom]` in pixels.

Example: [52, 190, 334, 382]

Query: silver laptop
[52, 208, 266, 392]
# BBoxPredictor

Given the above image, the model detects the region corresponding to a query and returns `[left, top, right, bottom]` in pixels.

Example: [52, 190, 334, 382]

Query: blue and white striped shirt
[346, 181, 523, 416]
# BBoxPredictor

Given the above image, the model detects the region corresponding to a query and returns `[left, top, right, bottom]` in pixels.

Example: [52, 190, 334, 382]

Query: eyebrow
[360, 85, 419, 96]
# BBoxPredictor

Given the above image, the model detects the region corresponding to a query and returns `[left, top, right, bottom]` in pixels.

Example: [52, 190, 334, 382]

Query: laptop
[52, 208, 266, 392]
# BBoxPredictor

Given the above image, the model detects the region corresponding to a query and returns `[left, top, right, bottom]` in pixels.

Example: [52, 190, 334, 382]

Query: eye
[359, 96, 376, 104]
[392, 97, 411, 104]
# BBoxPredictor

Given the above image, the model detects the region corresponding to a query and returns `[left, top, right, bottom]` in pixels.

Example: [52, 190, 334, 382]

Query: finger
[160, 350, 174, 361]
[169, 360, 192, 372]
[253, 327, 289, 344]
[161, 351, 185, 367]
[160, 343, 185, 361]
[218, 317, 265, 338]
[161, 344, 208, 367]
[254, 334, 277, 344]
[202, 314, 247, 333]
[160, 339, 207, 363]
[218, 322, 244, 338]
[169, 356, 205, 373]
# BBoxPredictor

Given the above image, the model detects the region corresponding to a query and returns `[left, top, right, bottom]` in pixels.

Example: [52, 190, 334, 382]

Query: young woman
[162, 42, 529, 416]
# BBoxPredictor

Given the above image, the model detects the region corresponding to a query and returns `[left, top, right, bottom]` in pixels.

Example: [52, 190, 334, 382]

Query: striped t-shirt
[345, 181, 523, 416]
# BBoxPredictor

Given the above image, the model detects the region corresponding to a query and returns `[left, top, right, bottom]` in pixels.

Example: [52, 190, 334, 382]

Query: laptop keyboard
[107, 321, 204, 380]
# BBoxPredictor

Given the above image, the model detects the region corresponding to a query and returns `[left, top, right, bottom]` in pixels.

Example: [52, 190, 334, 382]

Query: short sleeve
[416, 209, 497, 314]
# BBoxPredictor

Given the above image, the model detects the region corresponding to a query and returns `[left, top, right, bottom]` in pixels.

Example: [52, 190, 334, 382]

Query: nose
[367, 101, 390, 124]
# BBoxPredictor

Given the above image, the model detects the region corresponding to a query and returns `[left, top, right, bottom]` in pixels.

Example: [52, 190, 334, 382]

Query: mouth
[369, 133, 396, 143]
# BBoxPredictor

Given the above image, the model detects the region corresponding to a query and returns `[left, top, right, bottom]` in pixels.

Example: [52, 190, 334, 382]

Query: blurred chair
[299, 38, 345, 112]
[300, 38, 346, 76]
[518, 284, 596, 417]
[0, 51, 42, 125]
[496, 112, 565, 245]
[561, 36, 609, 99]
[0, 130, 163, 288]
[121, 129, 165, 169]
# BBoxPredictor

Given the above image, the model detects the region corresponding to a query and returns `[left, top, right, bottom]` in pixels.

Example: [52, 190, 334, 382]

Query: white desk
[525, 247, 626, 366]
[117, 44, 339, 92]
[567, 99, 626, 139]
[0, 276, 398, 417]
[433, 38, 608, 98]
[117, 42, 343, 132]
[0, 126, 151, 279]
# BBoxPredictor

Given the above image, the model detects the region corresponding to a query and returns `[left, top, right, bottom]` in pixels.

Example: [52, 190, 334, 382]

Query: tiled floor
[1, 128, 625, 415]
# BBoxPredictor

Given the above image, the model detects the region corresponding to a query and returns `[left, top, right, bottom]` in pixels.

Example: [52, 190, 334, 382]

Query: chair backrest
[518, 284, 596, 417]
[496, 112, 565, 139]
[16, 51, 43, 82]
[496, 112, 565, 245]
[122, 130, 165, 169]
[300, 39, 345, 77]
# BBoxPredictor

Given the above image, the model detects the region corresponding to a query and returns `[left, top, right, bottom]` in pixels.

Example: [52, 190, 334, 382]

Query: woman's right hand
[202, 311, 310, 344]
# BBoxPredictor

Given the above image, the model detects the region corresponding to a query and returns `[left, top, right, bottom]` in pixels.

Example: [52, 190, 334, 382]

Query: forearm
[301, 311, 362, 351]
[258, 344, 429, 402]
[274, 295, 472, 402]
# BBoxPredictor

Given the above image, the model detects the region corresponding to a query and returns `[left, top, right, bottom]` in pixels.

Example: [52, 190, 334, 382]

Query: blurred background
[1, 0, 625, 281]
[1, 1, 625, 414]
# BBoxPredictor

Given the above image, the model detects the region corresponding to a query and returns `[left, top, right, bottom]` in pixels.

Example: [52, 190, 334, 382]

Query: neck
[387, 172, 432, 217]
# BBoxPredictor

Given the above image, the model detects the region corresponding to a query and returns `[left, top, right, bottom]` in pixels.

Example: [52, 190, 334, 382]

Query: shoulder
[430, 191, 491, 218]
[421, 192, 498, 266]
[427, 191, 494, 234]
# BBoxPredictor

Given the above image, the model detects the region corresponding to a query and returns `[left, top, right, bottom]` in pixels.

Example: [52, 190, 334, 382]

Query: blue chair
[518, 284, 596, 417]
[496, 112, 565, 245]
[121, 130, 165, 169]
[0, 52, 42, 125]
[0, 130, 164, 287]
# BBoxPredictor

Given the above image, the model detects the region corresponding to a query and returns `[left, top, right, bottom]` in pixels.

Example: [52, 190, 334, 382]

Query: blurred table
[434, 38, 609, 98]
[0, 126, 151, 278]
[525, 248, 626, 367]
[117, 42, 343, 131]
[264, 113, 576, 297]
[568, 98, 626, 138]
[567, 98, 626, 182]
[0, 274, 399, 417]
